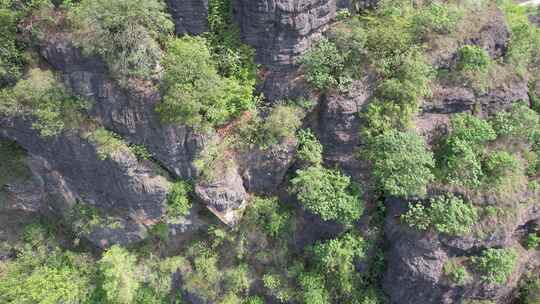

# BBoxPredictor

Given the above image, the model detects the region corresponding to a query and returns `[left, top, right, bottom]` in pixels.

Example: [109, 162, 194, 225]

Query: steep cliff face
[233, 0, 338, 100]
[0, 117, 181, 248]
[383, 196, 540, 304]
[40, 34, 207, 179]
[167, 0, 209, 35]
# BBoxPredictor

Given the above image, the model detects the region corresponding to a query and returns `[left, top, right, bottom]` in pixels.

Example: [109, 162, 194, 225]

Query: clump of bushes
[244, 197, 291, 238]
[299, 38, 346, 91]
[290, 166, 363, 224]
[166, 180, 192, 218]
[1, 68, 91, 137]
[472, 248, 518, 285]
[401, 194, 478, 236]
[85, 128, 130, 160]
[69, 0, 173, 82]
[443, 260, 470, 285]
[156, 36, 255, 130]
[366, 130, 434, 198]
[457, 45, 492, 72]
[296, 129, 323, 166]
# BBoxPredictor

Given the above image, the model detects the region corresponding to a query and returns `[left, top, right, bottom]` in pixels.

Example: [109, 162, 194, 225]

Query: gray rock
[167, 0, 209, 35]
[39, 35, 208, 179]
[238, 139, 297, 194]
[194, 164, 248, 226]
[382, 196, 540, 304]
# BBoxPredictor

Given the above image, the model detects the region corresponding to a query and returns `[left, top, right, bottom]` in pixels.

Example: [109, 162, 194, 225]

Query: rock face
[233, 0, 338, 100]
[0, 117, 175, 248]
[383, 196, 540, 304]
[167, 0, 209, 35]
[40, 34, 207, 179]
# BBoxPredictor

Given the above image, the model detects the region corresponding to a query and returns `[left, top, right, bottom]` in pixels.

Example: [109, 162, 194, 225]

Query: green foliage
[296, 129, 323, 166]
[311, 233, 364, 295]
[401, 194, 478, 236]
[525, 232, 540, 250]
[520, 276, 540, 304]
[298, 272, 330, 304]
[85, 128, 130, 160]
[473, 248, 518, 285]
[206, 0, 258, 84]
[0, 139, 31, 187]
[69, 0, 173, 81]
[443, 260, 470, 285]
[491, 102, 540, 140]
[245, 197, 291, 238]
[411, 3, 462, 38]
[500, 0, 540, 75]
[367, 130, 434, 197]
[457, 45, 492, 72]
[262, 273, 291, 302]
[483, 150, 523, 186]
[290, 166, 363, 224]
[166, 180, 192, 218]
[261, 105, 304, 146]
[0, 0, 24, 87]
[400, 203, 431, 231]
[0, 244, 95, 304]
[99, 245, 141, 304]
[299, 38, 346, 91]
[1, 69, 90, 137]
[157, 36, 255, 130]
[129, 144, 152, 161]
[437, 114, 496, 188]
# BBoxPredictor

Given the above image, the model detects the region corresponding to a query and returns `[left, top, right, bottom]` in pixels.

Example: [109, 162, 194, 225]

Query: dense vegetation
[1, 0, 540, 304]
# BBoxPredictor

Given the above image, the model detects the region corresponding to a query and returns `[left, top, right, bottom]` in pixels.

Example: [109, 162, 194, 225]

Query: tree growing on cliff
[99, 245, 141, 304]
[366, 130, 434, 198]
[290, 166, 363, 225]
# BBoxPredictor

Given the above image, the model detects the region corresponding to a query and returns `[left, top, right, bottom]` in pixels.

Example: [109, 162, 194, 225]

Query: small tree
[473, 248, 517, 285]
[99, 245, 140, 304]
[299, 38, 345, 91]
[367, 130, 434, 198]
[457, 45, 492, 72]
[290, 166, 363, 224]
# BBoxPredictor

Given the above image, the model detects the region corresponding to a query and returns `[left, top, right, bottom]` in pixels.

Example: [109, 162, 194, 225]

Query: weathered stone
[167, 0, 209, 35]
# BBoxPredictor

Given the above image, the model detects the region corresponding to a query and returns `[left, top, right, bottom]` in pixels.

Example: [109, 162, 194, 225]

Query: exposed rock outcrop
[383, 196, 540, 304]
[40, 34, 208, 179]
[167, 0, 209, 35]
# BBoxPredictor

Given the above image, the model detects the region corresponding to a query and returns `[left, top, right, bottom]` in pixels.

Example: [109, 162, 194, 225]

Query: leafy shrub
[400, 203, 431, 231]
[299, 38, 345, 91]
[69, 0, 173, 81]
[1, 69, 90, 137]
[298, 272, 330, 304]
[166, 180, 192, 218]
[262, 273, 291, 302]
[245, 197, 291, 238]
[367, 130, 434, 197]
[157, 36, 254, 130]
[129, 144, 152, 161]
[261, 105, 304, 146]
[0, 246, 95, 304]
[311, 233, 364, 294]
[296, 129, 323, 166]
[437, 114, 496, 188]
[0, 1, 24, 87]
[520, 276, 540, 304]
[412, 3, 462, 38]
[443, 260, 470, 285]
[457, 45, 491, 72]
[525, 232, 540, 250]
[99, 245, 141, 304]
[290, 166, 363, 224]
[0, 139, 31, 186]
[491, 102, 540, 140]
[483, 150, 523, 187]
[85, 128, 130, 160]
[473, 248, 518, 285]
[401, 194, 478, 236]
